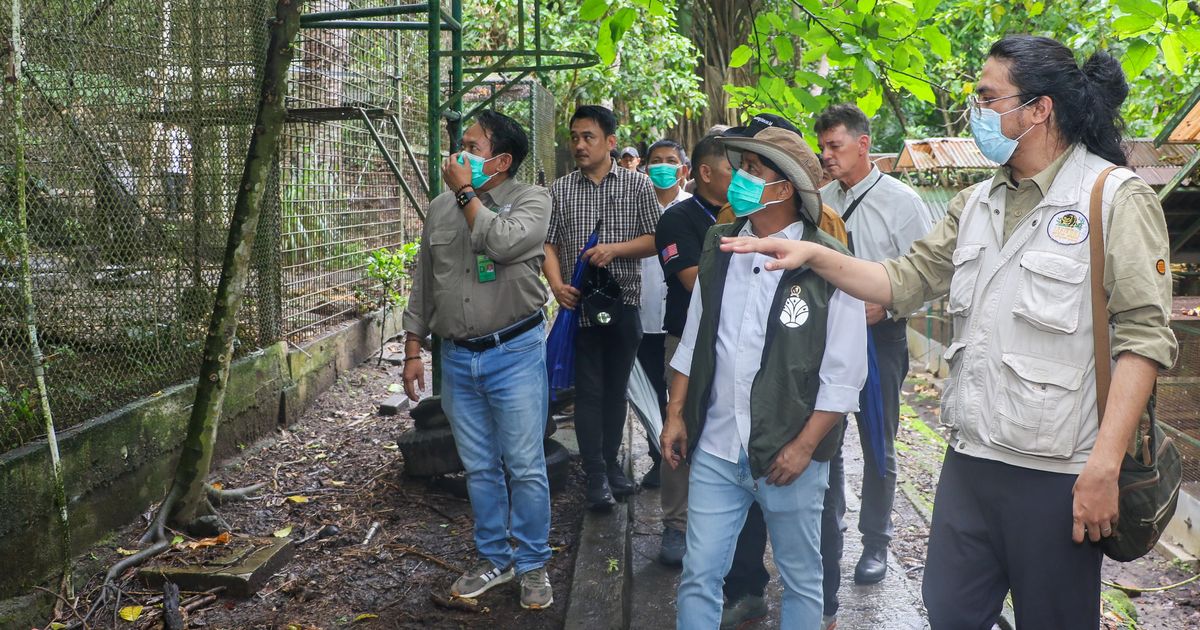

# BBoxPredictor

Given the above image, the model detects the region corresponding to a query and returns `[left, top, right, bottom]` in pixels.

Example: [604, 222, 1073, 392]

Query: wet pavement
[625, 417, 928, 629]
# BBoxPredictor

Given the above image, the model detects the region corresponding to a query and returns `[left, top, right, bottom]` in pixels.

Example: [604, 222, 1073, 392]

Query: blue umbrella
[546, 227, 600, 398]
[861, 332, 888, 479]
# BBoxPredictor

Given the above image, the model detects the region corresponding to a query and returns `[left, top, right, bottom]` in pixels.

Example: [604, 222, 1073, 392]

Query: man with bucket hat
[661, 114, 867, 629]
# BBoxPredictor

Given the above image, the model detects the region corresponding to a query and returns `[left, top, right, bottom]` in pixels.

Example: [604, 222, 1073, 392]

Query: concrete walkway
[563, 411, 928, 629]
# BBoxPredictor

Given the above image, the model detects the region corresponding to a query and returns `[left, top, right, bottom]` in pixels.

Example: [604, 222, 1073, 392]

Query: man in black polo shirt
[651, 132, 731, 566]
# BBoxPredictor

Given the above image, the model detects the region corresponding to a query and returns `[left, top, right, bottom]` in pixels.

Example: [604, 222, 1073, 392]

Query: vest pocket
[938, 342, 966, 431]
[991, 352, 1085, 459]
[1012, 251, 1087, 334]
[947, 244, 986, 317]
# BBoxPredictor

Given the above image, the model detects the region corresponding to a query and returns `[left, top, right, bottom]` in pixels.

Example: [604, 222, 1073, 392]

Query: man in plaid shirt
[544, 105, 661, 511]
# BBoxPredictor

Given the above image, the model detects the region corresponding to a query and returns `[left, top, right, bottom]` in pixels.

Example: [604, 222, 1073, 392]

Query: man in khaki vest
[720, 36, 1176, 628]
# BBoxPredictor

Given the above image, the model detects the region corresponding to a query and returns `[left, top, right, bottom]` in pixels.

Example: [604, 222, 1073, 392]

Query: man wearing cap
[661, 114, 867, 629]
[618, 146, 641, 171]
[545, 105, 661, 511]
[402, 110, 554, 609]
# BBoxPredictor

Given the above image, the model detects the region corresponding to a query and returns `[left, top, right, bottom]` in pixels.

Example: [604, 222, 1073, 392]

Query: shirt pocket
[990, 352, 1086, 459]
[1012, 251, 1088, 334]
[429, 229, 461, 281]
[947, 244, 986, 317]
[938, 342, 966, 431]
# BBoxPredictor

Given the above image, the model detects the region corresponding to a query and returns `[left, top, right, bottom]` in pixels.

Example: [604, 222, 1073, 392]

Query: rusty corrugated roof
[869, 153, 897, 173]
[1124, 139, 1197, 188]
[1156, 85, 1200, 145]
[894, 138, 997, 171]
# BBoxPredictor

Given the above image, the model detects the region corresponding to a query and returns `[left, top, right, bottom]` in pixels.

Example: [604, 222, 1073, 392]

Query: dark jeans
[923, 449, 1102, 630]
[574, 305, 642, 476]
[821, 317, 909, 615]
[636, 332, 667, 466]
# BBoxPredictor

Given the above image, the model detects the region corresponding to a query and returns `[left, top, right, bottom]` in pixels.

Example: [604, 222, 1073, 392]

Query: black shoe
[640, 460, 661, 489]
[586, 473, 615, 511]
[607, 462, 635, 497]
[853, 545, 888, 584]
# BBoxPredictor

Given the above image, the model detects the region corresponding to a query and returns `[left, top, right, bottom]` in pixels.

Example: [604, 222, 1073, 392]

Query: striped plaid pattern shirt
[548, 160, 661, 320]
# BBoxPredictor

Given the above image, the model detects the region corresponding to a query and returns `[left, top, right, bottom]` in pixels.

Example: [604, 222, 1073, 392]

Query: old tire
[397, 427, 463, 477]
[411, 396, 449, 431]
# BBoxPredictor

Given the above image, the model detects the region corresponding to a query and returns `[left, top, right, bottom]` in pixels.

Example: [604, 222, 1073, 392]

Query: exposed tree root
[207, 481, 266, 506]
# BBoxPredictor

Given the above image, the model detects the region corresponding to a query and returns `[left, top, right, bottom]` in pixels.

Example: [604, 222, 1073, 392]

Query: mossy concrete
[0, 306, 403, 609]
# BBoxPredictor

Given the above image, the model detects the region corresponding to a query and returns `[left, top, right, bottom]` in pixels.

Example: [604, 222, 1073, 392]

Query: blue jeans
[678, 448, 829, 630]
[441, 323, 551, 575]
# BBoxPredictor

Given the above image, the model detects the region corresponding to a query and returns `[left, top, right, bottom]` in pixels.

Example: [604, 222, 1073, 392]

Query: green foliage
[364, 243, 420, 311]
[464, 0, 706, 145]
[1101, 588, 1140, 629]
[564, 0, 1200, 151]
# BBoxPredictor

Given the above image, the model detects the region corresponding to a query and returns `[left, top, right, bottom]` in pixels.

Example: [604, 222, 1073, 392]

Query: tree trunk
[7, 0, 73, 597]
[165, 0, 301, 530]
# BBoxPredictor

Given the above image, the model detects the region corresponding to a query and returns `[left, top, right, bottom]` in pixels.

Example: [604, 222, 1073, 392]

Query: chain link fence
[0, 0, 509, 453]
[0, 0, 276, 451]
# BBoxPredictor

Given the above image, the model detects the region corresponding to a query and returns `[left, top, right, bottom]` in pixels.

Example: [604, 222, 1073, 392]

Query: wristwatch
[456, 188, 477, 208]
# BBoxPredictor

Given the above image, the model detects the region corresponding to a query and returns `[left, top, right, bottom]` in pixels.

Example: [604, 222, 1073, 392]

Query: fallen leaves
[118, 605, 144, 621]
[353, 613, 379, 622]
[115, 547, 139, 556]
[181, 532, 232, 550]
[274, 525, 293, 538]
[287, 495, 311, 504]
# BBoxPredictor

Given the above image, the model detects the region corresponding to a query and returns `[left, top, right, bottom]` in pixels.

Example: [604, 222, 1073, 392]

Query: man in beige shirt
[401, 110, 554, 611]
[720, 36, 1176, 629]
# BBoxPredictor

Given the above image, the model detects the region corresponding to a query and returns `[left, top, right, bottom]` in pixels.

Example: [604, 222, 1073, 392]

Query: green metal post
[428, 0, 443, 396]
[448, 0, 463, 151]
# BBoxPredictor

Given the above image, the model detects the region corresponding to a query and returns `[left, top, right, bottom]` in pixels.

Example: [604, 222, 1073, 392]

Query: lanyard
[840, 174, 884, 223]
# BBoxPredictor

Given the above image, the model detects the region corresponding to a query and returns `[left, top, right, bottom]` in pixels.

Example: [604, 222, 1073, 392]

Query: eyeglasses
[966, 94, 1029, 117]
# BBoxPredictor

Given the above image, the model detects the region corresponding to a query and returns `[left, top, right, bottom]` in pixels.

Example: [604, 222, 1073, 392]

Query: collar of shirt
[478, 176, 518, 209]
[660, 187, 693, 210]
[738, 219, 805, 240]
[991, 144, 1074, 195]
[571, 158, 623, 189]
[837, 164, 883, 199]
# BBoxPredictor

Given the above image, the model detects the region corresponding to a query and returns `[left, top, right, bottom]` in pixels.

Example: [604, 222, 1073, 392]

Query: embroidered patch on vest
[1156, 259, 1167, 275]
[1047, 210, 1089, 245]
[779, 285, 809, 328]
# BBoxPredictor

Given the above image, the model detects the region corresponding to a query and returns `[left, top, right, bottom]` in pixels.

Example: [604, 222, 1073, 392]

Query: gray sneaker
[519, 566, 554, 610]
[657, 527, 686, 567]
[450, 560, 514, 599]
[720, 594, 767, 629]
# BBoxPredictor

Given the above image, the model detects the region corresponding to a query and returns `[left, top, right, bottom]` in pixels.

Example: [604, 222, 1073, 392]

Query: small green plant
[606, 557, 619, 574]
[364, 243, 420, 365]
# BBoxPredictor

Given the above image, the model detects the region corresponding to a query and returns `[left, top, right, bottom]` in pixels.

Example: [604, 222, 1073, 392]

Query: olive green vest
[684, 218, 850, 477]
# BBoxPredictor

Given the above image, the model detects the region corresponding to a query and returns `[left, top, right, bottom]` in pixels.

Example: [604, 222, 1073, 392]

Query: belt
[453, 311, 544, 352]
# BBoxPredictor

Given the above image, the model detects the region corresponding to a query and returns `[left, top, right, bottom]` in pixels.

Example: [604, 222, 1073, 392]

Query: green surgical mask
[647, 163, 682, 190]
[458, 151, 505, 188]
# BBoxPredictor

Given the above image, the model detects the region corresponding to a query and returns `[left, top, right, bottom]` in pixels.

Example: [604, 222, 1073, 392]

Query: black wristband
[456, 189, 478, 208]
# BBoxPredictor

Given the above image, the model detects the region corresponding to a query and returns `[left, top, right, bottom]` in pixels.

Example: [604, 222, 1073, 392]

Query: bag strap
[1089, 166, 1120, 424]
[840, 173, 885, 224]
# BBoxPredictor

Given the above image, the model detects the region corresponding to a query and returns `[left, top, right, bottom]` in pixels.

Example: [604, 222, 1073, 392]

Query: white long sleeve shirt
[670, 220, 867, 464]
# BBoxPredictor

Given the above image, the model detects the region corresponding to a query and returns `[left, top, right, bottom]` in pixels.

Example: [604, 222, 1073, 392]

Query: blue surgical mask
[647, 163, 682, 190]
[457, 151, 504, 188]
[727, 169, 786, 217]
[969, 97, 1040, 164]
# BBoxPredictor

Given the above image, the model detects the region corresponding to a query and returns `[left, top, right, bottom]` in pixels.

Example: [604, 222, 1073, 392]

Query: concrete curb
[561, 423, 634, 630]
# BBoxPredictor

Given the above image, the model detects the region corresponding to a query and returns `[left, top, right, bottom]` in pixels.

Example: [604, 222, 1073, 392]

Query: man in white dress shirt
[814, 105, 932, 618]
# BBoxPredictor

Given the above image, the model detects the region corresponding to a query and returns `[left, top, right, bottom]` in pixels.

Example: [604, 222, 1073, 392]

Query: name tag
[476, 254, 496, 283]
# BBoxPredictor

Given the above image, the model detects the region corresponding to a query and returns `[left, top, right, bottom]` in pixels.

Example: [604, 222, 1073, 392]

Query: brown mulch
[58, 351, 585, 629]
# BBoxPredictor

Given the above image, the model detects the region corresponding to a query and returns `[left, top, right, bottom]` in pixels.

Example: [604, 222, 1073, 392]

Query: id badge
[476, 254, 496, 283]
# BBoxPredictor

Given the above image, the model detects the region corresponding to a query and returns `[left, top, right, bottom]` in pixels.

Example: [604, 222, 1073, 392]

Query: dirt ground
[894, 372, 1200, 630]
[58, 352, 585, 630]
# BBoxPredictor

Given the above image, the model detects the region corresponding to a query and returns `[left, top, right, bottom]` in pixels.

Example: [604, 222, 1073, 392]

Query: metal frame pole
[448, 0, 463, 151]
[427, 1, 443, 396]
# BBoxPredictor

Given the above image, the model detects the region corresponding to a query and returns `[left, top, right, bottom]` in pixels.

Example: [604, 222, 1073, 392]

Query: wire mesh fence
[279, 0, 434, 344]
[462, 78, 556, 186]
[1162, 317, 1200, 494]
[0, 0, 275, 451]
[0, 0, 458, 453]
